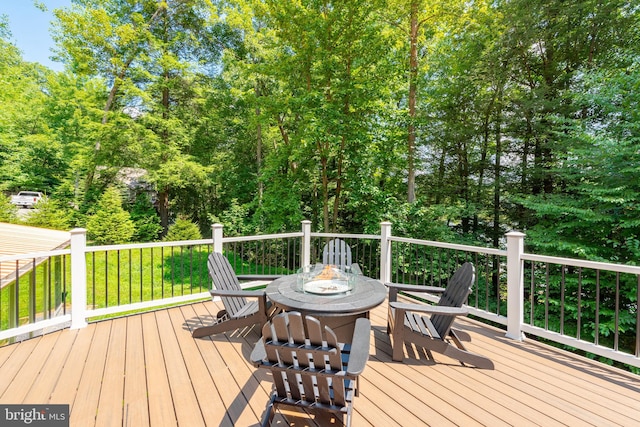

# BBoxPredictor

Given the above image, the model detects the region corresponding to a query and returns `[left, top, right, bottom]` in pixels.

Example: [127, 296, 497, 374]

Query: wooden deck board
[180, 304, 235, 426]
[95, 317, 127, 427]
[467, 333, 636, 425]
[188, 303, 248, 426]
[123, 315, 150, 427]
[48, 326, 95, 406]
[1, 331, 62, 402]
[155, 309, 206, 427]
[22, 329, 77, 403]
[141, 311, 177, 427]
[0, 298, 639, 426]
[170, 305, 237, 426]
[367, 310, 528, 426]
[0, 335, 40, 398]
[189, 301, 266, 426]
[72, 321, 112, 426]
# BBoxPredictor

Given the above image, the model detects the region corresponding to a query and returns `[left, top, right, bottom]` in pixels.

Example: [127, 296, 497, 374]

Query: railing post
[70, 228, 88, 330]
[212, 224, 224, 254]
[301, 220, 311, 267]
[506, 231, 526, 341]
[380, 222, 392, 283]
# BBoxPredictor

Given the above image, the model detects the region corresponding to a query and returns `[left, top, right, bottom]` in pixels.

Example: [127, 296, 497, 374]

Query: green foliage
[0, 194, 17, 223]
[0, 0, 634, 249]
[164, 216, 202, 242]
[86, 187, 135, 244]
[22, 197, 71, 230]
[209, 199, 252, 237]
[129, 193, 162, 242]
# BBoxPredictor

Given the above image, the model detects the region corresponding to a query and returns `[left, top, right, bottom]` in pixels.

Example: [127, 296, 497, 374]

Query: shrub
[164, 216, 202, 241]
[0, 195, 17, 223]
[87, 187, 135, 244]
[129, 193, 162, 242]
[23, 197, 71, 230]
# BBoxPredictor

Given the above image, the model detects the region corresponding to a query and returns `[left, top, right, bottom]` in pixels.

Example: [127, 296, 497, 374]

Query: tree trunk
[158, 187, 170, 233]
[435, 144, 446, 204]
[407, 0, 419, 204]
[321, 153, 330, 233]
[493, 84, 503, 248]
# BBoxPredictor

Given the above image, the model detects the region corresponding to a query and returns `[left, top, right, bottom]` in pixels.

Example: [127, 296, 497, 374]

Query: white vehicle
[10, 191, 44, 208]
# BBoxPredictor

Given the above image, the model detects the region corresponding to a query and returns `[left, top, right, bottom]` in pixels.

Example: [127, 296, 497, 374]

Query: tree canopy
[0, 0, 638, 264]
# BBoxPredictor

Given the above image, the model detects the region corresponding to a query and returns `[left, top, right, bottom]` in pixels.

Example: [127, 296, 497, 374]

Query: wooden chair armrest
[385, 282, 446, 293]
[386, 282, 446, 303]
[345, 318, 371, 376]
[237, 274, 281, 281]
[250, 339, 266, 366]
[210, 289, 266, 298]
[390, 301, 468, 316]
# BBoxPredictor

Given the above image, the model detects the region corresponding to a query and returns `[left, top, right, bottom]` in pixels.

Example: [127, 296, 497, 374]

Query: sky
[1, 0, 73, 72]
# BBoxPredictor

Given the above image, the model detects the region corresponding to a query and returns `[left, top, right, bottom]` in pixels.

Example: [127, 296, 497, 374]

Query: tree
[52, 0, 233, 235]
[247, 0, 393, 232]
[0, 21, 59, 193]
[164, 216, 202, 241]
[23, 198, 71, 231]
[86, 187, 135, 244]
[129, 193, 162, 242]
[0, 194, 17, 223]
[52, 0, 161, 192]
[383, 0, 464, 203]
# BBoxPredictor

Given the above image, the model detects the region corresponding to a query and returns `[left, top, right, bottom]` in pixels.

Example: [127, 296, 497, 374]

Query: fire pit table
[264, 264, 386, 342]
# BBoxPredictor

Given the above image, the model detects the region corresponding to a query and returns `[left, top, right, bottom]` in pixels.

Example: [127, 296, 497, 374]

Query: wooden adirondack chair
[322, 238, 361, 274]
[192, 252, 277, 338]
[386, 262, 494, 369]
[251, 311, 371, 427]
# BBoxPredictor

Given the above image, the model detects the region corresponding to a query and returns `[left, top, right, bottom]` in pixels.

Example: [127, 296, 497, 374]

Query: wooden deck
[0, 222, 70, 288]
[0, 298, 639, 426]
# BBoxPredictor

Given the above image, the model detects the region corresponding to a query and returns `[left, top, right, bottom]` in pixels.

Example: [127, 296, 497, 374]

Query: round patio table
[265, 271, 386, 342]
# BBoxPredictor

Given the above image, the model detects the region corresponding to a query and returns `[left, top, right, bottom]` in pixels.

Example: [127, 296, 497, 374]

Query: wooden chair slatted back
[260, 312, 348, 407]
[322, 238, 352, 271]
[430, 262, 474, 338]
[207, 252, 246, 317]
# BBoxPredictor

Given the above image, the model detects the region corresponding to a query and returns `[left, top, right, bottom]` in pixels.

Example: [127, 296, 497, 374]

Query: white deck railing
[1, 220, 638, 369]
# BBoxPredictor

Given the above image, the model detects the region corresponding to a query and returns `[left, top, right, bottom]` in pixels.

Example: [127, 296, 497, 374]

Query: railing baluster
[92, 252, 96, 309]
[577, 268, 582, 341]
[171, 246, 175, 297]
[495, 255, 501, 317]
[636, 275, 640, 358]
[139, 248, 143, 302]
[614, 272, 620, 352]
[151, 247, 155, 300]
[105, 251, 109, 308]
[595, 270, 600, 346]
[63, 254, 67, 315]
[46, 257, 51, 319]
[161, 246, 165, 300]
[13, 260, 19, 328]
[128, 249, 132, 304]
[529, 262, 535, 325]
[29, 258, 36, 323]
[117, 250, 121, 306]
[484, 256, 490, 312]
[544, 263, 550, 331]
[560, 265, 565, 335]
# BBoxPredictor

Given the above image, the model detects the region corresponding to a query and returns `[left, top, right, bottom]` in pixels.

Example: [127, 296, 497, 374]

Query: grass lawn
[0, 244, 295, 332]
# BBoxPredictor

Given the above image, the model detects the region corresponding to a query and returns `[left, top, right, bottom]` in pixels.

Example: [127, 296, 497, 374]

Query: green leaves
[87, 187, 135, 244]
